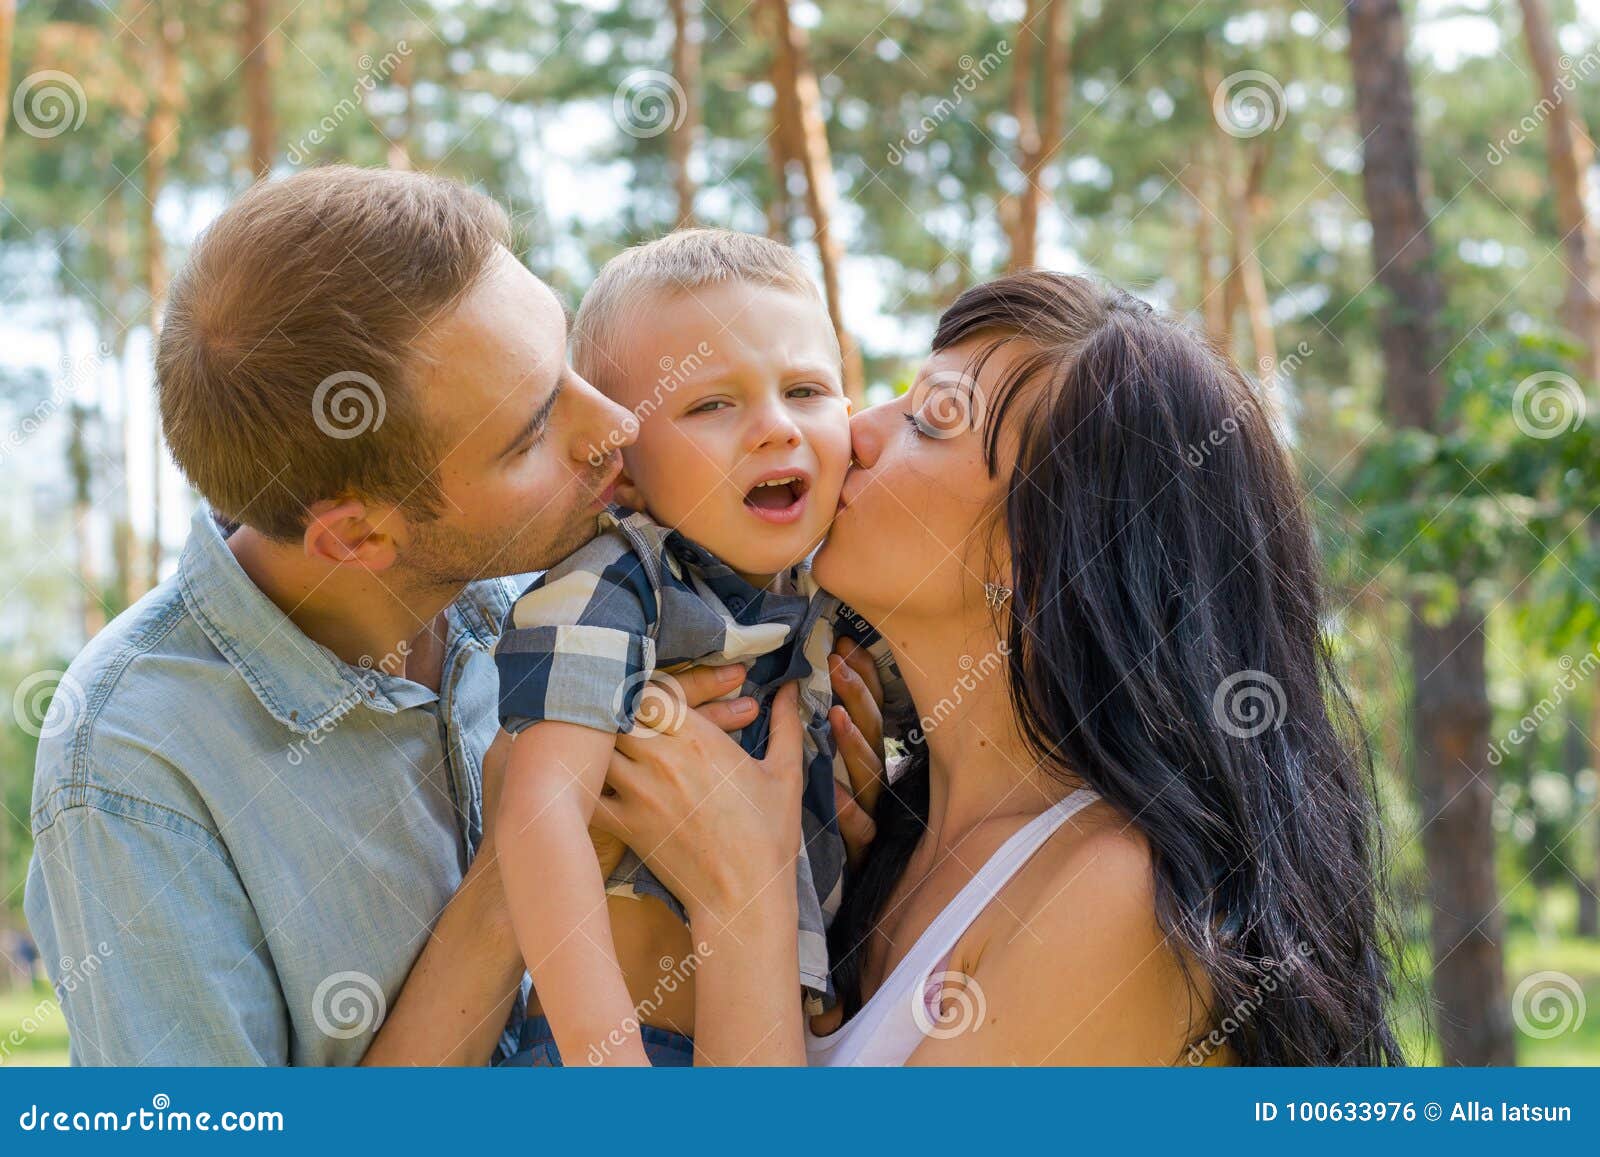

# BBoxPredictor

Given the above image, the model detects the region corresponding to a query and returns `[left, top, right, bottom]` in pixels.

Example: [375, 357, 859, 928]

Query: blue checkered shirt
[494, 507, 904, 1010]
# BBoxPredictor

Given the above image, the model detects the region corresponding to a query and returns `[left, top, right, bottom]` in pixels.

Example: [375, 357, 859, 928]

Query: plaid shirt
[495, 507, 906, 1010]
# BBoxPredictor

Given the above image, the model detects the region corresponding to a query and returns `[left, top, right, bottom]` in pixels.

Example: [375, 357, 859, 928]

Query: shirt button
[728, 596, 746, 612]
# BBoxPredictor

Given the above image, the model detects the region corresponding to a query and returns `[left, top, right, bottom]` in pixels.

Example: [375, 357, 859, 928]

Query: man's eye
[788, 384, 823, 399]
[520, 427, 549, 454]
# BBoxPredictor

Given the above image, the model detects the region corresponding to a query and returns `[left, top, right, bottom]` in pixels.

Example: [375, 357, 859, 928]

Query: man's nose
[564, 371, 636, 465]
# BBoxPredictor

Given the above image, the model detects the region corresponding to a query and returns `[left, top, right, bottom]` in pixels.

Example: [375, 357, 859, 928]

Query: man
[24, 165, 656, 1064]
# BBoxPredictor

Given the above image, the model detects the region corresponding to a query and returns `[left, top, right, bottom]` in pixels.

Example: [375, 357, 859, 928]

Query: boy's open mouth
[743, 473, 810, 522]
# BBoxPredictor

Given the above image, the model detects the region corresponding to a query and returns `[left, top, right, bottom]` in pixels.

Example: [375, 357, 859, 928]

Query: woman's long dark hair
[829, 272, 1403, 1065]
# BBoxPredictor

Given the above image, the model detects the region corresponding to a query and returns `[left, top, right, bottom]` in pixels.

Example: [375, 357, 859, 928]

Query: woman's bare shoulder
[1009, 799, 1161, 952]
[912, 800, 1197, 1065]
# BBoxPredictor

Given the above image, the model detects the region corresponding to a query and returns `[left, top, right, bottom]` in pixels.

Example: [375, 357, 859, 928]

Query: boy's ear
[612, 468, 646, 514]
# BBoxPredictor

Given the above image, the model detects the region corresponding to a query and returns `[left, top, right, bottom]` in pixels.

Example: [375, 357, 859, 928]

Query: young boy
[493, 229, 902, 1066]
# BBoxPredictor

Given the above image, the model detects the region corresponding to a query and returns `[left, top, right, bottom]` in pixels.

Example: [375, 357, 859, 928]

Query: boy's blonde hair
[572, 228, 836, 389]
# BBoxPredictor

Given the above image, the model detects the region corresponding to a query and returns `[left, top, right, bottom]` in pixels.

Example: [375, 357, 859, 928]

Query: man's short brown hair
[156, 165, 511, 540]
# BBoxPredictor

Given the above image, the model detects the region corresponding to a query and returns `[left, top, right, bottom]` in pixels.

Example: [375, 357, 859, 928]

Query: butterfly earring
[984, 583, 1012, 612]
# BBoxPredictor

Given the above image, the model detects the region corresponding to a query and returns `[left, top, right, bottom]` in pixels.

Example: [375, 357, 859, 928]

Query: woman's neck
[882, 609, 1074, 848]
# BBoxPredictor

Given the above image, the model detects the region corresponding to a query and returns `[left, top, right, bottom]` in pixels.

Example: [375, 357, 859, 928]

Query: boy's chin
[714, 524, 825, 583]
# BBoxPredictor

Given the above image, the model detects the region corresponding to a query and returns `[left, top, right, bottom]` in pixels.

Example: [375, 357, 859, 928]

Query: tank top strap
[887, 787, 1101, 992]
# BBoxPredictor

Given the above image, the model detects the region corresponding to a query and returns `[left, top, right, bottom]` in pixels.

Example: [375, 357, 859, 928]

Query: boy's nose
[751, 404, 802, 450]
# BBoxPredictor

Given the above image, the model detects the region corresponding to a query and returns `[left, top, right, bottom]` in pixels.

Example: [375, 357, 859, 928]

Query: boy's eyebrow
[499, 381, 563, 458]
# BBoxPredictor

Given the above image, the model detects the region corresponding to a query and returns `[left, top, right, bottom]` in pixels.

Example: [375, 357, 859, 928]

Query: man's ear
[301, 498, 401, 572]
[612, 467, 646, 515]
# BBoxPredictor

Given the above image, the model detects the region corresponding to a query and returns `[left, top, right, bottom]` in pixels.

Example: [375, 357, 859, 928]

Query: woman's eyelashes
[903, 410, 930, 439]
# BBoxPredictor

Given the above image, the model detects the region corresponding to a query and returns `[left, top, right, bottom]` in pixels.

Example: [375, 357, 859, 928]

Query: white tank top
[806, 787, 1100, 1066]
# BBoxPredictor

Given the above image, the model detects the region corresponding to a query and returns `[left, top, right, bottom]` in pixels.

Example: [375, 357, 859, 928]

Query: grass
[0, 984, 71, 1067]
[1, 934, 1595, 1068]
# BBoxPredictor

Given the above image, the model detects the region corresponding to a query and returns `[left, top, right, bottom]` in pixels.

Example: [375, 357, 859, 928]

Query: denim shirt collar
[178, 504, 517, 736]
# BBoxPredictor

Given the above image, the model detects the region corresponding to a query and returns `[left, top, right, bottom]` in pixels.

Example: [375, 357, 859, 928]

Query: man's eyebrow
[499, 380, 563, 458]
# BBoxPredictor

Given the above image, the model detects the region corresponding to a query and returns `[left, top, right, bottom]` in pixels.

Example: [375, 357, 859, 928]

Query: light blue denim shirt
[24, 504, 528, 1065]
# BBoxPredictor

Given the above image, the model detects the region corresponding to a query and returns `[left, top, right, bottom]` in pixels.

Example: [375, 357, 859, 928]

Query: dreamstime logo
[585, 942, 711, 1065]
[1, 942, 112, 1064]
[286, 42, 412, 164]
[311, 970, 387, 1039]
[1211, 669, 1285, 739]
[1186, 941, 1313, 1064]
[913, 970, 987, 1040]
[1489, 646, 1600, 766]
[586, 341, 713, 467]
[1512, 371, 1585, 439]
[1512, 970, 1586, 1039]
[613, 70, 687, 139]
[907, 642, 1009, 744]
[1, 342, 111, 465]
[1212, 70, 1286, 138]
[909, 368, 986, 439]
[1487, 48, 1600, 166]
[1185, 340, 1309, 467]
[614, 671, 689, 738]
[312, 371, 386, 439]
[885, 42, 1010, 165]
[13, 670, 86, 740]
[13, 70, 88, 138]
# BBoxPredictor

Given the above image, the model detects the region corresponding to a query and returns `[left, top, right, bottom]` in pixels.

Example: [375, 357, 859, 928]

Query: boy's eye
[689, 399, 730, 415]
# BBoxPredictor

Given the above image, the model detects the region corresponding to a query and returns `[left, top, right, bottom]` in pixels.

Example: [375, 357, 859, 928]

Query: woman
[598, 272, 1402, 1065]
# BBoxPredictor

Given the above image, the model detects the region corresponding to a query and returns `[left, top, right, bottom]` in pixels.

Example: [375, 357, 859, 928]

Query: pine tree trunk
[1006, 0, 1070, 273]
[764, 2, 801, 244]
[103, 190, 140, 606]
[1206, 53, 1276, 379]
[1348, 0, 1514, 1066]
[0, 0, 14, 197]
[1182, 130, 1229, 345]
[1518, 0, 1600, 382]
[1583, 693, 1600, 938]
[1234, 144, 1277, 380]
[145, 2, 183, 587]
[669, 0, 700, 227]
[766, 0, 864, 404]
[1561, 696, 1598, 937]
[387, 23, 417, 170]
[242, 0, 275, 179]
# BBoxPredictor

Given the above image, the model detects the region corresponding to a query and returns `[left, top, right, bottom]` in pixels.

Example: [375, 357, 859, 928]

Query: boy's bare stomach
[526, 833, 697, 1039]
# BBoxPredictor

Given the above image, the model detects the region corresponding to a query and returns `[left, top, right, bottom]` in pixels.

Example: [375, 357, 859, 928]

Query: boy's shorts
[499, 1013, 694, 1068]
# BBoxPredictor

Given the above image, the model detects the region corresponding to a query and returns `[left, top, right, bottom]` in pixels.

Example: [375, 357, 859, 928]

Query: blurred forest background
[1, 0, 1598, 1066]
